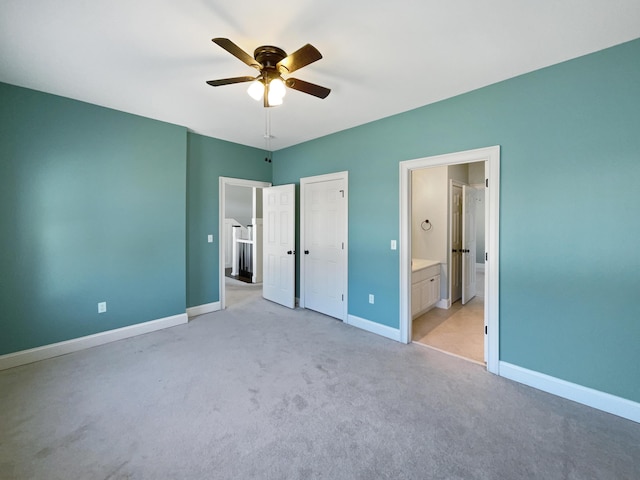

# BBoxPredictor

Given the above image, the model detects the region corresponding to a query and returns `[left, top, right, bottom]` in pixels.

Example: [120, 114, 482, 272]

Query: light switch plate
[390, 240, 397, 250]
[98, 302, 107, 313]
[207, 235, 213, 243]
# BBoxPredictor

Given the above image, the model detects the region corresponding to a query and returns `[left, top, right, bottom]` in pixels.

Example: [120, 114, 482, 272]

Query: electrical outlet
[369, 294, 375, 304]
[207, 235, 214, 243]
[390, 240, 397, 250]
[98, 302, 107, 313]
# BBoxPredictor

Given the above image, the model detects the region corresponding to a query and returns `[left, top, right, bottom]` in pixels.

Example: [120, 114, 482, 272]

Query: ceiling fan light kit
[247, 80, 264, 101]
[207, 38, 330, 108]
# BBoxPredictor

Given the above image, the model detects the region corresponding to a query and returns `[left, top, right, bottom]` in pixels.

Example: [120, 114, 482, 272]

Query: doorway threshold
[412, 341, 485, 367]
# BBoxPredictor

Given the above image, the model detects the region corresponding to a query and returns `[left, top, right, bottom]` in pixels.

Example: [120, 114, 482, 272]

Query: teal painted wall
[186, 133, 271, 308]
[273, 39, 640, 402]
[0, 83, 187, 355]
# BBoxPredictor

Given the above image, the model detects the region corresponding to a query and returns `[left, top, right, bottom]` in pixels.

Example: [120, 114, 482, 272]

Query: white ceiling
[1, 1, 639, 150]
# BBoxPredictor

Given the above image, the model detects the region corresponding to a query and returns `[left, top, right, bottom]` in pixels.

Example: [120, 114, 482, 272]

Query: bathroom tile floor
[412, 294, 485, 364]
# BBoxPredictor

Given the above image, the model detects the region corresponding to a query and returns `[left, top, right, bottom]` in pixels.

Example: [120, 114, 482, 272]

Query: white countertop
[412, 258, 440, 272]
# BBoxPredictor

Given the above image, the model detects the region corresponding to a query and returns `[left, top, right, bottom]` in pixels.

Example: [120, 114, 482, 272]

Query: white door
[262, 185, 295, 308]
[451, 184, 463, 303]
[462, 185, 477, 304]
[302, 176, 347, 320]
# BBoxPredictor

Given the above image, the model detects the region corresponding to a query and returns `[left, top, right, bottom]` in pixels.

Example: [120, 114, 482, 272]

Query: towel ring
[421, 220, 432, 231]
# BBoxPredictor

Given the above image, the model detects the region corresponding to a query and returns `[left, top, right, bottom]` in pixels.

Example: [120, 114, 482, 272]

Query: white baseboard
[346, 314, 401, 342]
[0, 313, 188, 371]
[186, 302, 221, 318]
[436, 298, 450, 309]
[499, 361, 640, 424]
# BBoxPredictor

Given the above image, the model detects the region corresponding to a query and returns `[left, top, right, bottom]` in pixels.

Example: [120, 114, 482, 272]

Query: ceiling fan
[206, 38, 331, 107]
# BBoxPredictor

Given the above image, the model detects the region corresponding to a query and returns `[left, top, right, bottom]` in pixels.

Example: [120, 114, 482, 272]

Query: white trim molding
[500, 362, 640, 424]
[0, 313, 188, 371]
[346, 315, 401, 342]
[399, 145, 500, 374]
[436, 298, 451, 309]
[186, 302, 221, 318]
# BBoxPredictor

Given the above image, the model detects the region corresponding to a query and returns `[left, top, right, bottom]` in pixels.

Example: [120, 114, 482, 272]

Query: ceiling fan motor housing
[254, 46, 287, 71]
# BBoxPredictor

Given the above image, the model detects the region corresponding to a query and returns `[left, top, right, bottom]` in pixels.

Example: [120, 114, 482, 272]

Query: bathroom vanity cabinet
[411, 260, 441, 317]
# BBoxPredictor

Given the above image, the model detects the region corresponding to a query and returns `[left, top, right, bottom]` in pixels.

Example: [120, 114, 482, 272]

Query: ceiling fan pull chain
[264, 109, 273, 152]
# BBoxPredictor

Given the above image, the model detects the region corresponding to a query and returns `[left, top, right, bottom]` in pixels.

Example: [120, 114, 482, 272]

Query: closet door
[301, 172, 348, 321]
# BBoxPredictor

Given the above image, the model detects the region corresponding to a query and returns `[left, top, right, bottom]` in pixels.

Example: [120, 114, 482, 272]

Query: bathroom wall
[411, 166, 449, 300]
[447, 163, 469, 184]
[411, 166, 448, 263]
[468, 162, 485, 184]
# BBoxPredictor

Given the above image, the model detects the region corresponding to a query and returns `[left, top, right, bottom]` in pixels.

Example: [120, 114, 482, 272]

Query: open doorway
[219, 177, 271, 310]
[399, 146, 500, 374]
[410, 163, 486, 364]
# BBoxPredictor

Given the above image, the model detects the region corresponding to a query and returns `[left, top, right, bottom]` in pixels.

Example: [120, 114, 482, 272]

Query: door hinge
[485, 178, 488, 188]
[485, 252, 488, 261]
[485, 325, 488, 335]
[342, 242, 344, 250]
[339, 189, 345, 198]
[341, 294, 344, 301]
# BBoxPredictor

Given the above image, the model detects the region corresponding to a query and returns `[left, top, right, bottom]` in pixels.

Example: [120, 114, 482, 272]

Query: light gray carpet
[1, 283, 639, 479]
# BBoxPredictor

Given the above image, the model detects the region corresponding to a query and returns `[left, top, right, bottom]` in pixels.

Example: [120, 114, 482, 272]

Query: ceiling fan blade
[212, 38, 261, 70]
[206, 76, 256, 87]
[285, 78, 331, 99]
[277, 44, 322, 74]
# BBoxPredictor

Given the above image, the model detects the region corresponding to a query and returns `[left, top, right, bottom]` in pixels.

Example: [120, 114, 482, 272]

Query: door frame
[461, 184, 478, 305]
[399, 146, 500, 374]
[300, 171, 349, 321]
[219, 176, 271, 310]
